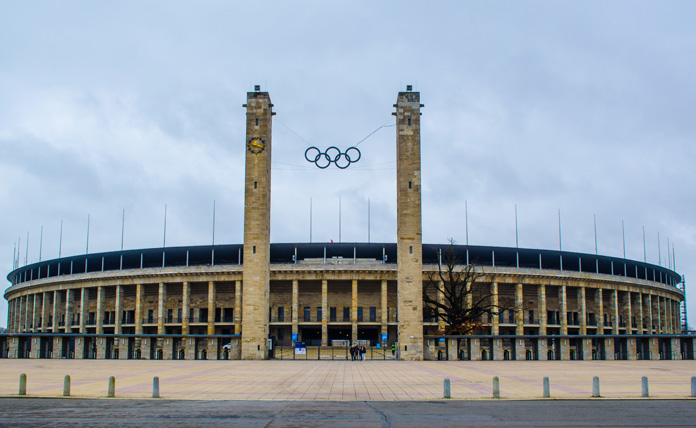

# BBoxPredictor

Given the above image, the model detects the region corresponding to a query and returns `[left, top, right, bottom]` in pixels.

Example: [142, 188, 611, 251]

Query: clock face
[248, 137, 265, 154]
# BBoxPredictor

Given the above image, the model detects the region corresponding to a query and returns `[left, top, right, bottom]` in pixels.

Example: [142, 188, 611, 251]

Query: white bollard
[152, 376, 160, 398]
[493, 376, 500, 399]
[443, 378, 451, 399]
[107, 376, 115, 398]
[63, 375, 71, 397]
[18, 374, 26, 396]
[543, 377, 550, 398]
[592, 376, 600, 397]
[642, 376, 649, 397]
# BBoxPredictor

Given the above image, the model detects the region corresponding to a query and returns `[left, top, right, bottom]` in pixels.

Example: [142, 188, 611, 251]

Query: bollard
[543, 377, 550, 398]
[152, 376, 160, 398]
[692, 377, 696, 398]
[443, 378, 451, 399]
[18, 374, 27, 396]
[107, 376, 115, 398]
[592, 376, 600, 398]
[642, 376, 649, 397]
[63, 375, 71, 397]
[492, 376, 500, 399]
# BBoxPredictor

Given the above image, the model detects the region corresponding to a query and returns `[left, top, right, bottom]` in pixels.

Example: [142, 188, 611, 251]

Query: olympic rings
[304, 146, 361, 169]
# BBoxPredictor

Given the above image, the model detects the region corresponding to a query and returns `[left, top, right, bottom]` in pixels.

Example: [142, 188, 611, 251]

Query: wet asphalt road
[0, 398, 694, 427]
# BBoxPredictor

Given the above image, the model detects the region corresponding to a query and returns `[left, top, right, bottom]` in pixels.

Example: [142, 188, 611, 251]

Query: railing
[273, 345, 397, 360]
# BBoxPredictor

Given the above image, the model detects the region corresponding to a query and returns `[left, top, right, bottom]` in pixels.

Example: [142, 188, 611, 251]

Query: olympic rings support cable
[304, 146, 361, 169]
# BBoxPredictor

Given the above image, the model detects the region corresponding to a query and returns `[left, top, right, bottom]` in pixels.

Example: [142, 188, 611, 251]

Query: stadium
[2, 87, 689, 361]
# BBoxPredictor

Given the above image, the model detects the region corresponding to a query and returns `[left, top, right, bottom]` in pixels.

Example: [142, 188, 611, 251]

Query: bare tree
[423, 240, 502, 335]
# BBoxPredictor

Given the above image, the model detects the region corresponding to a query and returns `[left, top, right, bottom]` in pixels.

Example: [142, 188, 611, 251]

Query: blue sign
[292, 333, 298, 342]
[381, 333, 388, 342]
[438, 338, 446, 342]
[376, 343, 381, 349]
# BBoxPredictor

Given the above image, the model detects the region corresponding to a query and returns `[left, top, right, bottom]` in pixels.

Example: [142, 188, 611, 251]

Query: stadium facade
[2, 87, 690, 361]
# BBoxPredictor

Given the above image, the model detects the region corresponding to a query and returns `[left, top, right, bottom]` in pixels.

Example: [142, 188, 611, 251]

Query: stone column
[31, 294, 37, 332]
[395, 87, 424, 360]
[24, 295, 30, 331]
[18, 297, 24, 332]
[646, 294, 653, 333]
[235, 280, 243, 335]
[538, 284, 547, 335]
[515, 284, 524, 336]
[605, 337, 615, 361]
[447, 338, 458, 361]
[560, 285, 568, 335]
[579, 287, 587, 335]
[52, 337, 61, 359]
[597, 288, 604, 333]
[560, 338, 570, 360]
[493, 338, 504, 361]
[135, 283, 144, 335]
[381, 280, 388, 338]
[6, 299, 11, 333]
[181, 282, 190, 335]
[17, 297, 22, 331]
[96, 337, 106, 360]
[649, 337, 659, 360]
[626, 291, 632, 333]
[240, 88, 273, 360]
[321, 279, 328, 346]
[17, 296, 23, 331]
[114, 285, 122, 335]
[14, 298, 20, 332]
[207, 281, 215, 335]
[41, 292, 49, 332]
[436, 279, 445, 332]
[52, 291, 60, 332]
[470, 338, 481, 361]
[351, 279, 358, 343]
[491, 282, 499, 335]
[671, 337, 681, 360]
[657, 296, 662, 334]
[637, 293, 644, 334]
[157, 283, 165, 335]
[542, 338, 551, 362]
[79, 288, 87, 334]
[291, 279, 298, 340]
[96, 286, 104, 335]
[64, 289, 71, 331]
[627, 337, 637, 360]
[7, 299, 13, 333]
[582, 338, 592, 361]
[666, 298, 672, 334]
[612, 289, 619, 335]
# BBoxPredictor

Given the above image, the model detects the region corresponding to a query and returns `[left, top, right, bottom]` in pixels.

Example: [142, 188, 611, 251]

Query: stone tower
[394, 86, 424, 360]
[241, 86, 274, 359]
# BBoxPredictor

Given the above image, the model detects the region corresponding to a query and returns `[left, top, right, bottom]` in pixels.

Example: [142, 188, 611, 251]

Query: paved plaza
[1, 359, 695, 400]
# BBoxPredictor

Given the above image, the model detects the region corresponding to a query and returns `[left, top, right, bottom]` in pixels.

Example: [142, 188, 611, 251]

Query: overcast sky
[1, 1, 695, 328]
